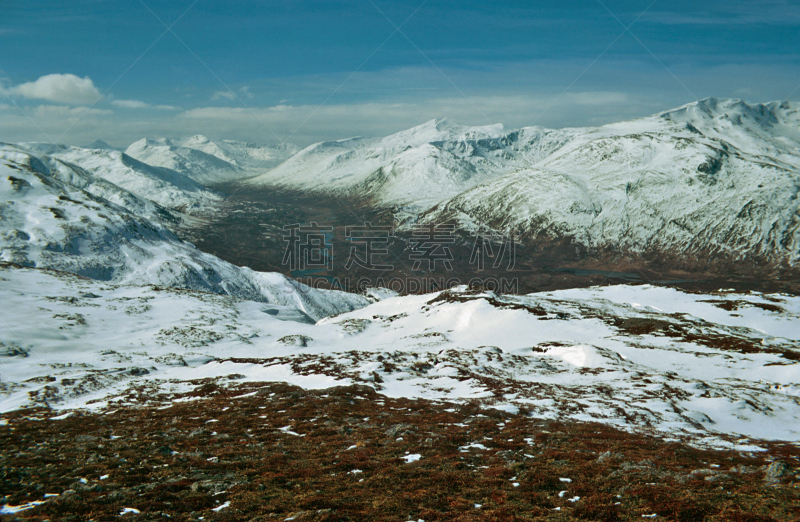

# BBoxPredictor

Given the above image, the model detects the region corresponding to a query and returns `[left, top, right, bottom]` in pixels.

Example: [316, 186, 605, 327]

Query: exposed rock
[764, 460, 791, 484]
[278, 334, 312, 347]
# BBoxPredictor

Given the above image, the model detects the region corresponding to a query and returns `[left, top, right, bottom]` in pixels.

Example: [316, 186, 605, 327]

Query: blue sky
[1, 0, 798, 146]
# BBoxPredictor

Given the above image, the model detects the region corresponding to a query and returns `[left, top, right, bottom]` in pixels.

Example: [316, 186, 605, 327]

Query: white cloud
[211, 90, 237, 101]
[7, 74, 102, 104]
[111, 99, 150, 109]
[112, 99, 177, 110]
[211, 86, 253, 101]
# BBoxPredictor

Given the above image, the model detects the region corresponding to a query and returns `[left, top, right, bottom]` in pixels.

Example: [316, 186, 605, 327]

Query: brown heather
[1, 382, 798, 521]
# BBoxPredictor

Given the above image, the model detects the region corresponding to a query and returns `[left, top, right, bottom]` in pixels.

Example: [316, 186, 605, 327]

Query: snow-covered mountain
[126, 135, 298, 185]
[0, 145, 367, 320]
[18, 142, 220, 214]
[2, 102, 800, 447]
[425, 99, 800, 266]
[245, 98, 800, 267]
[246, 119, 573, 207]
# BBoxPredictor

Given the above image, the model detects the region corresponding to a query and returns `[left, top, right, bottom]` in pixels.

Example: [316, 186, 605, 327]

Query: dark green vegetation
[2, 382, 798, 521]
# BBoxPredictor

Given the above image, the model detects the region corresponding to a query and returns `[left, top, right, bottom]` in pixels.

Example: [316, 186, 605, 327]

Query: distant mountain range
[125, 135, 298, 185]
[18, 142, 220, 214]
[245, 98, 800, 270]
[2, 98, 798, 290]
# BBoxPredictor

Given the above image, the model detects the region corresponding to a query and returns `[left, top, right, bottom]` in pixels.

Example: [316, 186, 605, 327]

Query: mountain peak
[380, 118, 505, 149]
[659, 97, 786, 127]
[431, 117, 453, 131]
[128, 137, 172, 149]
[125, 134, 298, 184]
[408, 118, 456, 134]
[184, 134, 212, 145]
[84, 139, 117, 150]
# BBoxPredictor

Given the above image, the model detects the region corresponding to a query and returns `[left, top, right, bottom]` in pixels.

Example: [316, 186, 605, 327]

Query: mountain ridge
[125, 135, 299, 185]
[242, 98, 800, 270]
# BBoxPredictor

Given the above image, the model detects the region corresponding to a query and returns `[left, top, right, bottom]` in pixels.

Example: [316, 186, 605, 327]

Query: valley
[185, 185, 799, 296]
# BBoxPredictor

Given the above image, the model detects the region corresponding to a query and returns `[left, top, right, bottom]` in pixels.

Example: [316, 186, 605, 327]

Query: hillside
[19, 142, 220, 213]
[425, 99, 800, 268]
[126, 135, 298, 185]
[0, 145, 368, 320]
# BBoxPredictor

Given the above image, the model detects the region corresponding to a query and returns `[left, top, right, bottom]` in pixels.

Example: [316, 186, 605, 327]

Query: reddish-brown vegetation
[1, 382, 798, 521]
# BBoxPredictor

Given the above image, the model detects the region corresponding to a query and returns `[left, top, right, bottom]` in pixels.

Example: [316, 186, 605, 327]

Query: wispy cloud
[1, 56, 797, 147]
[0, 88, 657, 147]
[31, 105, 113, 118]
[211, 86, 254, 101]
[177, 91, 658, 144]
[111, 99, 177, 110]
[211, 90, 237, 101]
[0, 103, 113, 144]
[647, 2, 800, 25]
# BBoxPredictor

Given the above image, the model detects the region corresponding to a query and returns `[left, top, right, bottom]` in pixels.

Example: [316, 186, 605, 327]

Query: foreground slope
[2, 383, 798, 521]
[2, 263, 798, 446]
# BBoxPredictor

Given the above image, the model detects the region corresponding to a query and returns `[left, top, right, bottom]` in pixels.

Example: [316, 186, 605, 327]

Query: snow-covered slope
[125, 135, 298, 185]
[180, 134, 298, 171]
[2, 265, 798, 446]
[247, 119, 576, 207]
[1, 143, 177, 224]
[0, 146, 367, 320]
[660, 98, 800, 163]
[425, 99, 800, 265]
[19, 143, 220, 213]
